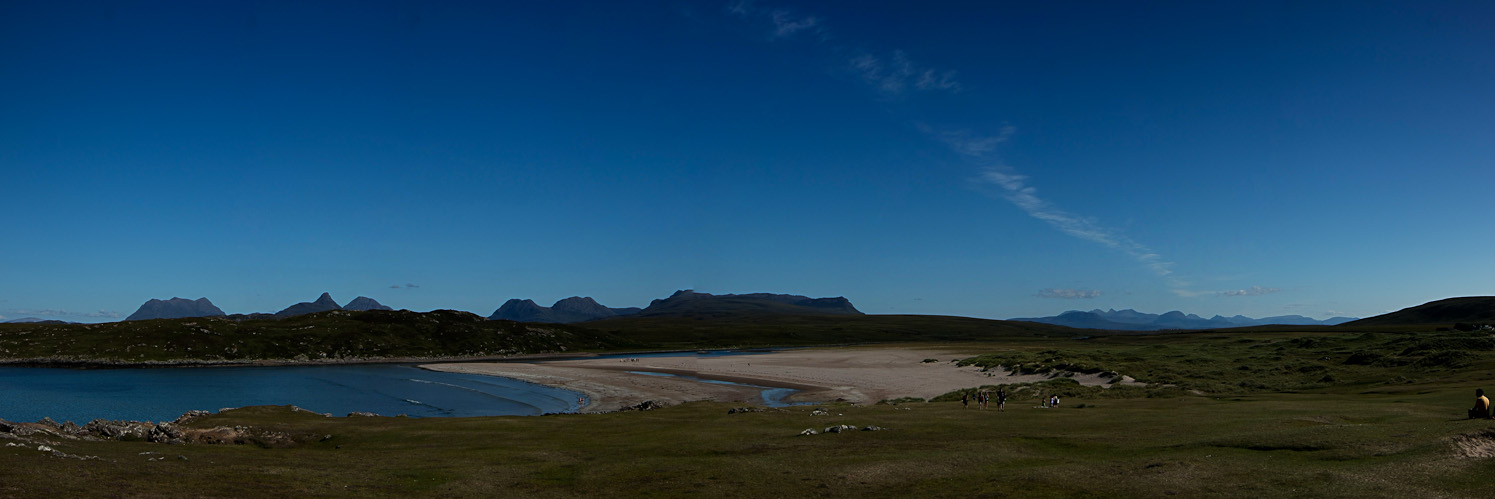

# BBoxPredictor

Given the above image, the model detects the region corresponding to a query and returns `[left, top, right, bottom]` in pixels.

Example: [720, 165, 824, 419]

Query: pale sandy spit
[421, 346, 1129, 412]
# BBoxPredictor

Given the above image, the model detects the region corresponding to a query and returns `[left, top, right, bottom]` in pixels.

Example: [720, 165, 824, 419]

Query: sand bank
[423, 346, 1127, 412]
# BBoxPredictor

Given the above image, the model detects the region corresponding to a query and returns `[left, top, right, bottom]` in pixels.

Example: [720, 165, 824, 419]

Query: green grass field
[5, 326, 1495, 497]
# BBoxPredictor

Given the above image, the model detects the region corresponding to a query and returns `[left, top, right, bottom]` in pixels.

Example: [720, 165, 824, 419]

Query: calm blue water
[0, 364, 582, 424]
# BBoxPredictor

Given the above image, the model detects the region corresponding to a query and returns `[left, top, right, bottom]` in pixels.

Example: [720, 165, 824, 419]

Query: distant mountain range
[1011, 308, 1358, 331]
[488, 290, 861, 324]
[2, 317, 75, 324]
[125, 294, 393, 321]
[488, 296, 641, 323]
[1346, 296, 1495, 326]
[30, 292, 1495, 328]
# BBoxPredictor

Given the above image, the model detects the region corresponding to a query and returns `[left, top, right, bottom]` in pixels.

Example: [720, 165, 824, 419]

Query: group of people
[957, 388, 1067, 411]
[961, 388, 1007, 411]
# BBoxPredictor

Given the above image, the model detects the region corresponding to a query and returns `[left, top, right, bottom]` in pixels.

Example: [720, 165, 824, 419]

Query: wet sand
[423, 346, 1128, 412]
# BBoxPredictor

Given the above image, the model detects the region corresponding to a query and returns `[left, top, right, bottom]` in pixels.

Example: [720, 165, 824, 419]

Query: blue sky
[3, 1, 1492, 323]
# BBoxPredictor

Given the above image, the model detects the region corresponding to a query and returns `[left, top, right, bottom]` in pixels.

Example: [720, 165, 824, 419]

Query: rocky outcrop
[797, 424, 885, 436]
[0, 408, 327, 449]
[619, 400, 667, 412]
[276, 293, 342, 317]
[125, 297, 226, 321]
[342, 296, 393, 311]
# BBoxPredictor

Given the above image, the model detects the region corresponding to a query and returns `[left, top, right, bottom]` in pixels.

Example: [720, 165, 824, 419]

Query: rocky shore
[0, 406, 337, 460]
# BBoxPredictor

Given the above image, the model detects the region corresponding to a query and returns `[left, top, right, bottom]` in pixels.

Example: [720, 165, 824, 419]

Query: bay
[0, 364, 582, 424]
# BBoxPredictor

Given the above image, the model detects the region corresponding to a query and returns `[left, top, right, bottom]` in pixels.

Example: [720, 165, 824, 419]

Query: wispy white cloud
[770, 9, 819, 39]
[1215, 286, 1280, 297]
[722, 2, 957, 95]
[727, 0, 752, 17]
[920, 123, 1014, 157]
[916, 68, 960, 92]
[1171, 285, 1281, 298]
[850, 51, 961, 96]
[1038, 288, 1102, 299]
[978, 168, 1180, 286]
[723, 2, 1213, 302]
[9, 308, 122, 319]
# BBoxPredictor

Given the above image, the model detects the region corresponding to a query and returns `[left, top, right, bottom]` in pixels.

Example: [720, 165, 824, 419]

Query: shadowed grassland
[950, 328, 1495, 396]
[4, 393, 1495, 497]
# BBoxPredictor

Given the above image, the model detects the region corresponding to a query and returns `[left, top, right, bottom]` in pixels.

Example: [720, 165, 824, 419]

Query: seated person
[1471, 389, 1491, 419]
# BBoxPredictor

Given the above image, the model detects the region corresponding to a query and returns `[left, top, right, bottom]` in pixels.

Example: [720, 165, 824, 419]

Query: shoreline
[0, 347, 805, 370]
[423, 346, 1131, 412]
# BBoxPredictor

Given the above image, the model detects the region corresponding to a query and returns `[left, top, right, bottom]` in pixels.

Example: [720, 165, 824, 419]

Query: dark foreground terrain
[5, 323, 1495, 497]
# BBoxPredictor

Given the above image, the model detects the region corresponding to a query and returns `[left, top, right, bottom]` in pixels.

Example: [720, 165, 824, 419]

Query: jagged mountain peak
[276, 293, 343, 317]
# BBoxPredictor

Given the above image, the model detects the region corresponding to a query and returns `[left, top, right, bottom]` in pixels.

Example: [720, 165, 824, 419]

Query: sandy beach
[423, 346, 1127, 412]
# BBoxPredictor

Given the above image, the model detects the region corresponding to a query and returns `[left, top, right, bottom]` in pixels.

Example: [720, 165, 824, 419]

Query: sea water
[0, 350, 803, 423]
[0, 364, 582, 424]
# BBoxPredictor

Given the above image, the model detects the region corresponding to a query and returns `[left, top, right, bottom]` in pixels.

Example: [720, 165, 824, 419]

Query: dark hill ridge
[276, 293, 342, 317]
[1012, 308, 1356, 331]
[2, 317, 75, 324]
[583, 312, 1073, 349]
[125, 297, 226, 321]
[637, 290, 862, 318]
[488, 297, 638, 324]
[1347, 296, 1495, 326]
[0, 308, 626, 365]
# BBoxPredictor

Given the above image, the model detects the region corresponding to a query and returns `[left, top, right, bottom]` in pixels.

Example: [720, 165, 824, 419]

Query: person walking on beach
[962, 392, 970, 409]
[996, 388, 1007, 412]
[979, 391, 989, 410]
